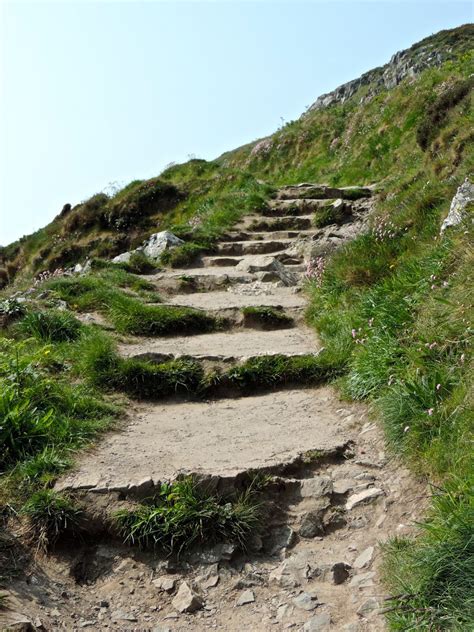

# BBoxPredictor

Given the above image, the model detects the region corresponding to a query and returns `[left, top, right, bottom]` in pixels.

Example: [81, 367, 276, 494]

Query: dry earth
[1, 185, 427, 632]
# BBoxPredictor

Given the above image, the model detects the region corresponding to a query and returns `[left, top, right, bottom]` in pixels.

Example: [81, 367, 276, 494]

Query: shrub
[0, 268, 8, 289]
[22, 490, 82, 551]
[115, 477, 263, 553]
[20, 310, 82, 342]
[416, 77, 473, 151]
[121, 251, 157, 274]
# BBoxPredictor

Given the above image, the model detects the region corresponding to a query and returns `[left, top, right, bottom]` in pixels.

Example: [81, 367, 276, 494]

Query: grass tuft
[241, 306, 294, 329]
[19, 310, 82, 342]
[115, 477, 263, 554]
[21, 490, 82, 551]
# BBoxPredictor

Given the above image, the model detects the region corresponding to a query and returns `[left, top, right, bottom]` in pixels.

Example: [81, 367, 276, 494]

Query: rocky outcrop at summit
[307, 24, 473, 111]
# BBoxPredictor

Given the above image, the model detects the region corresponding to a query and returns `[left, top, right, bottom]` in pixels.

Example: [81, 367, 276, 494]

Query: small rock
[111, 610, 138, 622]
[79, 622, 96, 628]
[99, 600, 109, 608]
[152, 577, 177, 593]
[304, 612, 331, 631]
[236, 590, 255, 606]
[50, 609, 61, 617]
[333, 479, 354, 495]
[203, 574, 219, 589]
[346, 488, 383, 510]
[357, 597, 379, 617]
[300, 477, 333, 498]
[354, 546, 374, 569]
[292, 592, 318, 611]
[276, 604, 291, 622]
[266, 525, 296, 553]
[269, 561, 300, 588]
[152, 627, 171, 632]
[332, 562, 351, 584]
[349, 571, 376, 589]
[299, 509, 325, 538]
[172, 582, 203, 613]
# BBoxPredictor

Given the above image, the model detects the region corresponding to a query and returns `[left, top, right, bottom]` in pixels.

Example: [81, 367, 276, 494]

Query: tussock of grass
[21, 490, 82, 551]
[115, 477, 263, 554]
[110, 300, 220, 337]
[19, 309, 82, 342]
[241, 306, 293, 328]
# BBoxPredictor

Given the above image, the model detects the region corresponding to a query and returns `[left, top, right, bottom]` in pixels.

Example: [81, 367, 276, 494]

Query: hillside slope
[0, 23, 473, 631]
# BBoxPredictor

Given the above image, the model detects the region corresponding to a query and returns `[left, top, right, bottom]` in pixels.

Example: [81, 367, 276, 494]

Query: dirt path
[1, 185, 426, 632]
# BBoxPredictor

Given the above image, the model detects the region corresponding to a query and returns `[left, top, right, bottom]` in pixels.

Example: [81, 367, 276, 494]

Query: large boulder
[142, 231, 184, 259]
[441, 178, 474, 233]
[112, 231, 184, 264]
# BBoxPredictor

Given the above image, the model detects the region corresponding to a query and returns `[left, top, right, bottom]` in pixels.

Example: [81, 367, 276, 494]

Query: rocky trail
[2, 185, 426, 632]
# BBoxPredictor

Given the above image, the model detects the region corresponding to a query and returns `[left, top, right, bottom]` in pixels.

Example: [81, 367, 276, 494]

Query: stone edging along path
[2, 185, 426, 631]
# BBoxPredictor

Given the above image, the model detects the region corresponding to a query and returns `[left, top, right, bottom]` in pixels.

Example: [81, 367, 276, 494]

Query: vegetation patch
[226, 353, 340, 392]
[19, 309, 82, 342]
[416, 76, 473, 151]
[21, 490, 82, 551]
[115, 477, 263, 554]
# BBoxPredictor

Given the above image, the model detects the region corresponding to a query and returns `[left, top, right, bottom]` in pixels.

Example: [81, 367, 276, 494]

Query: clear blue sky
[1, 1, 471, 245]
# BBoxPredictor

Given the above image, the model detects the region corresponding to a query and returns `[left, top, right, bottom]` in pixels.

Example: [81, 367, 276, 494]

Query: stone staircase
[52, 183, 423, 631]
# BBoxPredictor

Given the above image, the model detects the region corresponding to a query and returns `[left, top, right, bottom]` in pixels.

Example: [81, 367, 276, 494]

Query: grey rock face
[441, 178, 474, 233]
[307, 37, 453, 112]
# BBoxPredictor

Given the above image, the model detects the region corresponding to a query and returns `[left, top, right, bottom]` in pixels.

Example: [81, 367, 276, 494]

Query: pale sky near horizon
[1, 1, 472, 245]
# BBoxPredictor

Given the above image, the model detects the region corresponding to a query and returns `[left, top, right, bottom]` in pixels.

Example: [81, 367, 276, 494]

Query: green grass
[21, 490, 82, 551]
[46, 270, 220, 336]
[383, 476, 474, 630]
[115, 477, 263, 554]
[19, 309, 82, 342]
[241, 306, 294, 328]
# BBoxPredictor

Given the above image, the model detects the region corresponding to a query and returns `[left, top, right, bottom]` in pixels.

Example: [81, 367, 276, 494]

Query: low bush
[22, 490, 82, 551]
[121, 251, 157, 274]
[115, 477, 263, 554]
[20, 310, 82, 342]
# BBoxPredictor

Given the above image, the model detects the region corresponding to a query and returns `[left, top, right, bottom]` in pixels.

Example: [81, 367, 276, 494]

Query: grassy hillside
[0, 24, 473, 629]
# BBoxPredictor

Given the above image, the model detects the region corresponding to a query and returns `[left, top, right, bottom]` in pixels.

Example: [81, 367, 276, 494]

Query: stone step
[276, 184, 371, 201]
[248, 215, 313, 232]
[56, 387, 351, 496]
[119, 326, 319, 363]
[202, 252, 304, 268]
[264, 198, 336, 217]
[216, 240, 293, 256]
[165, 288, 306, 311]
[221, 229, 317, 242]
